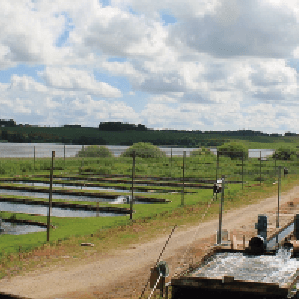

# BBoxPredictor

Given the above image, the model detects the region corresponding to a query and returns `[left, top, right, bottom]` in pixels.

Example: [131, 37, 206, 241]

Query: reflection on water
[0, 221, 46, 235]
[10, 181, 149, 193]
[0, 202, 126, 217]
[0, 189, 121, 203]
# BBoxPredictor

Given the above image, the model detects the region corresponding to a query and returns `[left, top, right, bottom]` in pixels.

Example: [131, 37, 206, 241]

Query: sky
[1, 0, 299, 134]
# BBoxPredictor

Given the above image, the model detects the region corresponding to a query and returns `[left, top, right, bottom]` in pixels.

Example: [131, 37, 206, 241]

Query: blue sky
[1, 0, 299, 133]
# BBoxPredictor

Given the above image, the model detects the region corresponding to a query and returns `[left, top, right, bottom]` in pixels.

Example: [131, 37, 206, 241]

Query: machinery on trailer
[170, 214, 299, 299]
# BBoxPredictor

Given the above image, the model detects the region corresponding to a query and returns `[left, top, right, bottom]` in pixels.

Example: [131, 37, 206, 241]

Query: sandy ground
[1, 185, 299, 299]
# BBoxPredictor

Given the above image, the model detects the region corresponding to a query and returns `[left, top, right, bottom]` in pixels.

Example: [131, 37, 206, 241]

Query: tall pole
[217, 176, 225, 245]
[170, 148, 172, 178]
[33, 146, 36, 171]
[47, 151, 55, 242]
[64, 145, 66, 169]
[181, 151, 186, 206]
[215, 150, 219, 200]
[81, 145, 84, 170]
[277, 166, 281, 228]
[274, 152, 277, 177]
[130, 150, 135, 220]
[242, 152, 244, 190]
[260, 150, 262, 186]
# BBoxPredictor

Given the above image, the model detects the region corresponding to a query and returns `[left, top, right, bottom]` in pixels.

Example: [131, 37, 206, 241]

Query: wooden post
[181, 151, 186, 206]
[260, 150, 262, 186]
[47, 151, 55, 242]
[274, 152, 277, 176]
[130, 150, 135, 220]
[96, 201, 99, 217]
[33, 146, 36, 171]
[81, 145, 84, 172]
[242, 152, 244, 190]
[217, 176, 225, 244]
[277, 166, 281, 228]
[64, 145, 66, 169]
[171, 148, 172, 165]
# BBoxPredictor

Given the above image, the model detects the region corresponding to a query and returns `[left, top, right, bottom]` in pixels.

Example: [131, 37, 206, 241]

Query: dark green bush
[273, 146, 296, 161]
[76, 145, 113, 158]
[218, 142, 248, 160]
[120, 142, 166, 158]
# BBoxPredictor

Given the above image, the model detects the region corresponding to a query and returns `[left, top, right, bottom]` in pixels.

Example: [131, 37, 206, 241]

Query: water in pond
[8, 181, 150, 193]
[0, 188, 129, 203]
[0, 190, 157, 204]
[0, 221, 46, 235]
[0, 202, 125, 217]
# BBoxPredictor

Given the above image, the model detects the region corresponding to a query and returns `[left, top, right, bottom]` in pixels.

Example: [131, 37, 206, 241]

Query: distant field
[1, 126, 299, 147]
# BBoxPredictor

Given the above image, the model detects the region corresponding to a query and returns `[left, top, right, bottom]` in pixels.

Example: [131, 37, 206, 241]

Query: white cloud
[168, 0, 299, 59]
[40, 67, 122, 97]
[1, 0, 299, 133]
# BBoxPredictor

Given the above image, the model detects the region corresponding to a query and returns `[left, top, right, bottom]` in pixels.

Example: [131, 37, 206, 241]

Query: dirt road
[1, 186, 299, 299]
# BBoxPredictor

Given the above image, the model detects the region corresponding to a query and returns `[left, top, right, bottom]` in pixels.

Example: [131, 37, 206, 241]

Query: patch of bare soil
[0, 186, 299, 299]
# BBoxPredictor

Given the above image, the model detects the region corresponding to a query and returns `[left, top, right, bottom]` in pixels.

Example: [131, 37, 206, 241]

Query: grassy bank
[0, 170, 297, 280]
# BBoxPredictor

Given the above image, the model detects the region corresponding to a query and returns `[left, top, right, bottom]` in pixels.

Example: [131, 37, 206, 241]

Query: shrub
[190, 147, 212, 157]
[273, 146, 296, 161]
[76, 145, 113, 158]
[120, 142, 166, 158]
[218, 142, 248, 160]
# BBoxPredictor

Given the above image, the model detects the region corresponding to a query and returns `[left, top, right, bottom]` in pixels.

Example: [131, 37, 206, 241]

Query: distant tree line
[0, 120, 298, 145]
[99, 122, 148, 131]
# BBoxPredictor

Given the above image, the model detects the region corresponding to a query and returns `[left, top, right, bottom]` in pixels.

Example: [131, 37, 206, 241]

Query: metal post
[160, 276, 165, 298]
[181, 151, 185, 206]
[64, 145, 66, 168]
[277, 166, 281, 228]
[260, 150, 262, 186]
[294, 214, 299, 240]
[170, 148, 172, 178]
[217, 176, 225, 245]
[33, 146, 36, 171]
[242, 152, 244, 190]
[47, 151, 55, 242]
[216, 150, 219, 200]
[274, 152, 277, 176]
[81, 145, 84, 170]
[130, 150, 135, 220]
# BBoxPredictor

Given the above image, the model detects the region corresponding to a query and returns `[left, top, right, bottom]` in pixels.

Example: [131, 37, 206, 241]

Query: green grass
[0, 150, 298, 280]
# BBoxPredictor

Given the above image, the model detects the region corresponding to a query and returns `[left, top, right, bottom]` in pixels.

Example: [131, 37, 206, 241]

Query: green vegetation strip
[0, 173, 298, 281]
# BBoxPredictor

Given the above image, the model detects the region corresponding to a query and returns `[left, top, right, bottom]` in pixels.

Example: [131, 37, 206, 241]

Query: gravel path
[0, 185, 299, 299]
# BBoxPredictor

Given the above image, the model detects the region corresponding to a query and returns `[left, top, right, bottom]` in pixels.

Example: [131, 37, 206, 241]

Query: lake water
[0, 143, 275, 158]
